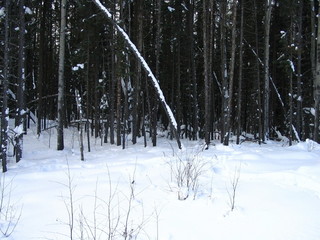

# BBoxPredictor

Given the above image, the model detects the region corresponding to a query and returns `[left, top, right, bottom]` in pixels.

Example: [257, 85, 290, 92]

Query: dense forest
[1, 0, 320, 172]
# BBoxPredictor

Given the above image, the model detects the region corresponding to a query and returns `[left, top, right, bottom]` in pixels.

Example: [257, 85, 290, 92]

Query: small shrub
[0, 174, 22, 238]
[167, 147, 208, 200]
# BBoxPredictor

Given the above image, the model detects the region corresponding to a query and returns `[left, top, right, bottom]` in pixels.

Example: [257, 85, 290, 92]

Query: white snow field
[1, 126, 320, 240]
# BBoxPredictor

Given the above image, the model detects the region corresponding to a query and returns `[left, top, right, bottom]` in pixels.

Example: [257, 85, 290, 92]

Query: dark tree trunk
[123, 74, 129, 149]
[310, 0, 317, 141]
[203, 0, 211, 147]
[186, 0, 199, 141]
[296, 1, 303, 140]
[220, 0, 228, 143]
[132, 0, 143, 145]
[1, 0, 10, 172]
[116, 59, 122, 146]
[37, 0, 49, 136]
[75, 89, 84, 161]
[254, 0, 263, 143]
[223, 0, 238, 146]
[93, 54, 100, 139]
[15, 0, 26, 162]
[236, 0, 244, 145]
[263, 0, 273, 141]
[109, 2, 116, 145]
[57, 0, 67, 150]
[314, 0, 320, 142]
[152, 0, 162, 147]
[209, 0, 215, 141]
[86, 42, 91, 152]
[289, 25, 294, 146]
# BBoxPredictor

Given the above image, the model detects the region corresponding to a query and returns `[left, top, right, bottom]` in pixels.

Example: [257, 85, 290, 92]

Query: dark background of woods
[1, 0, 320, 168]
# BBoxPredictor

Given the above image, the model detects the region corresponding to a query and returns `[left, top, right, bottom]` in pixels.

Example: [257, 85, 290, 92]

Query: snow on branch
[91, 0, 182, 149]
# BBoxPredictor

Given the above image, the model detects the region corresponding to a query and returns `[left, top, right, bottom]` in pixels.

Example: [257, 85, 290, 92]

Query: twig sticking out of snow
[226, 164, 241, 212]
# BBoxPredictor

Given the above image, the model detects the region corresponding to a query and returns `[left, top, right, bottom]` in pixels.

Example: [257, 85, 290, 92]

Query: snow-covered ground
[2, 125, 320, 240]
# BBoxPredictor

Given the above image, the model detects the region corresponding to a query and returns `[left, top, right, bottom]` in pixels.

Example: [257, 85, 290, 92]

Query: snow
[280, 30, 286, 38]
[13, 124, 24, 135]
[24, 7, 33, 15]
[168, 6, 175, 12]
[8, 89, 16, 100]
[20, 109, 27, 116]
[304, 107, 315, 116]
[72, 64, 84, 71]
[288, 59, 295, 73]
[3, 124, 320, 240]
[224, 90, 229, 98]
[0, 7, 5, 17]
[270, 76, 285, 107]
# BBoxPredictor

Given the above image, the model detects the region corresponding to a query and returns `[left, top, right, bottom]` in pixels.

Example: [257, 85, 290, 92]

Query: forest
[1, 0, 320, 172]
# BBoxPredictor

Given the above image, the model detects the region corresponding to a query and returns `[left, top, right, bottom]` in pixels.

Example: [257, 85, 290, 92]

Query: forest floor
[2, 125, 320, 240]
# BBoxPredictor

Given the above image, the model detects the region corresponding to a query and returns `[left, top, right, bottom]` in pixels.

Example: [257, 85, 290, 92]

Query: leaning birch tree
[91, 0, 182, 149]
[57, 0, 67, 150]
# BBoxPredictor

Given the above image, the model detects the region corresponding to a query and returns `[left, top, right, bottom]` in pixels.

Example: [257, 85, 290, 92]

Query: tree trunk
[37, 0, 48, 136]
[85, 42, 91, 152]
[75, 89, 84, 161]
[220, 0, 228, 143]
[93, 54, 100, 139]
[314, 0, 320, 142]
[123, 74, 129, 149]
[236, 0, 244, 145]
[296, 1, 303, 139]
[116, 67, 122, 146]
[1, 0, 10, 172]
[152, 0, 161, 147]
[311, 0, 316, 140]
[223, 0, 238, 146]
[203, 0, 211, 147]
[209, 0, 214, 141]
[176, 18, 182, 140]
[109, 0, 116, 145]
[122, 0, 131, 149]
[189, 0, 199, 141]
[57, 0, 67, 150]
[289, 25, 293, 146]
[254, 0, 263, 143]
[15, 0, 26, 162]
[132, 0, 143, 145]
[263, 0, 273, 141]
